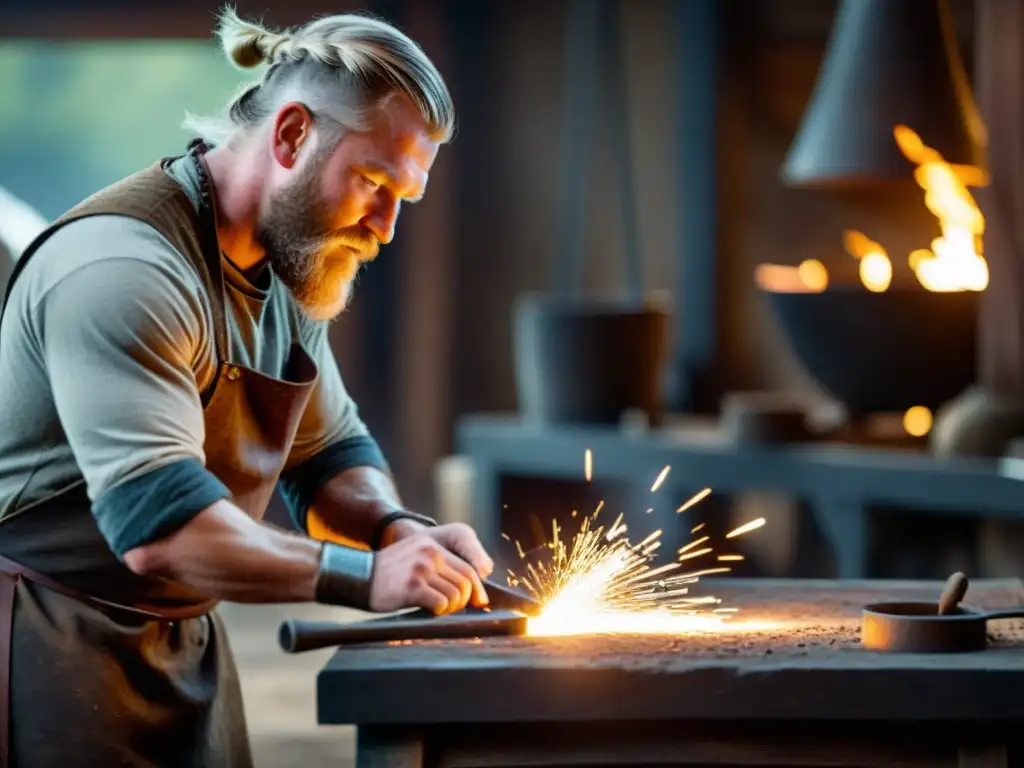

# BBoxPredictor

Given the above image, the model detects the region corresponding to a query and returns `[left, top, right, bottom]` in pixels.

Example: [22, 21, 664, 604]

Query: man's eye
[360, 175, 381, 191]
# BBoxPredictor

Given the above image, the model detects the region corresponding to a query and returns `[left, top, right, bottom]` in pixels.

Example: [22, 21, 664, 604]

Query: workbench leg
[356, 727, 425, 768]
[812, 497, 868, 579]
[958, 744, 1008, 767]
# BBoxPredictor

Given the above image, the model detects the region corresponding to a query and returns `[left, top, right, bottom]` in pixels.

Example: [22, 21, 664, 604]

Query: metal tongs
[279, 577, 541, 653]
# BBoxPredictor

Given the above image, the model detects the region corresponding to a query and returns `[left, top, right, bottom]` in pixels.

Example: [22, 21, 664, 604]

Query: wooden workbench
[316, 578, 1024, 767]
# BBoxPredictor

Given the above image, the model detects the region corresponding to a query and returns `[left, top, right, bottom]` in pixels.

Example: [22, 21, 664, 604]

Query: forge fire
[756, 124, 989, 296]
[501, 450, 777, 638]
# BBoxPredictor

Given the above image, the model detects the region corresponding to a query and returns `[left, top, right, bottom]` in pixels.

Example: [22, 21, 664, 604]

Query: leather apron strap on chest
[0, 556, 216, 768]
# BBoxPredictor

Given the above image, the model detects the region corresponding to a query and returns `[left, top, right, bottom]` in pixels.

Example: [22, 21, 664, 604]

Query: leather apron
[0, 142, 319, 766]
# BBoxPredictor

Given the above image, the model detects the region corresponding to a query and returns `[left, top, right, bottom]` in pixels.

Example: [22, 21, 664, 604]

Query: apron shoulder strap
[0, 159, 232, 381]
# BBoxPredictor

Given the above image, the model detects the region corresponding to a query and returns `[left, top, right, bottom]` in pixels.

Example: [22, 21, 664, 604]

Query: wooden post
[931, 0, 1024, 456]
[975, 0, 1024, 398]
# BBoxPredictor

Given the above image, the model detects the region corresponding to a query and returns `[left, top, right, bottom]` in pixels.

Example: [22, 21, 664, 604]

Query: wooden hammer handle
[938, 571, 969, 615]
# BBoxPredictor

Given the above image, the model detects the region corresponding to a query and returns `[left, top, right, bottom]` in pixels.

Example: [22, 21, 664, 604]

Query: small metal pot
[861, 600, 1024, 653]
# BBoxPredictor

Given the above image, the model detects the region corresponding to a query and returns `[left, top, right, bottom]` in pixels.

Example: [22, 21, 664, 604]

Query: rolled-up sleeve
[278, 320, 389, 531]
[37, 220, 229, 557]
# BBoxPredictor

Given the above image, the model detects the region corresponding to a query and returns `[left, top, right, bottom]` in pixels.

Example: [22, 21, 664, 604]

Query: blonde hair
[183, 7, 455, 148]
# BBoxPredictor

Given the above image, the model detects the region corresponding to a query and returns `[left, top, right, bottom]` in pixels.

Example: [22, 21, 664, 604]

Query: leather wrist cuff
[314, 543, 375, 610]
[370, 509, 438, 551]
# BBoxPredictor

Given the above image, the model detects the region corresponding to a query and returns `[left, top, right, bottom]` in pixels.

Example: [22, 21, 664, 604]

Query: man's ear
[270, 102, 313, 169]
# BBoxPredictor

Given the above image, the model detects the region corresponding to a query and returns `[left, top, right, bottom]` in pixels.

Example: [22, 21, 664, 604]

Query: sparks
[676, 487, 711, 513]
[679, 535, 709, 553]
[501, 464, 772, 637]
[678, 546, 713, 561]
[584, 449, 593, 482]
[726, 517, 766, 538]
[650, 466, 671, 492]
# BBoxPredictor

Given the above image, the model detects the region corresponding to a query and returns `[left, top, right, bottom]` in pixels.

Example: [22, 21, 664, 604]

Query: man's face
[258, 95, 441, 320]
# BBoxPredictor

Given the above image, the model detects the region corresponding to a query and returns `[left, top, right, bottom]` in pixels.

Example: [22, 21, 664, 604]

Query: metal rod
[279, 610, 527, 653]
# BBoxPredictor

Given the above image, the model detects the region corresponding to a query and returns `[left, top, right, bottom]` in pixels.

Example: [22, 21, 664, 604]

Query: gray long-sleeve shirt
[0, 156, 386, 559]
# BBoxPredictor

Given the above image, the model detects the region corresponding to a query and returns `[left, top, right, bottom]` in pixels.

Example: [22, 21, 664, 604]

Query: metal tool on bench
[861, 571, 1024, 653]
[279, 577, 541, 653]
[478, 577, 543, 616]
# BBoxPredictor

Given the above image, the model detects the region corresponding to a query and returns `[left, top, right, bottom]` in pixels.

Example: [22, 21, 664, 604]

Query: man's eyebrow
[362, 162, 399, 182]
[362, 163, 426, 203]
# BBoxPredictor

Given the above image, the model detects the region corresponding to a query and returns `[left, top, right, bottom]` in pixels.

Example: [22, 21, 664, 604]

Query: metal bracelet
[314, 543, 375, 611]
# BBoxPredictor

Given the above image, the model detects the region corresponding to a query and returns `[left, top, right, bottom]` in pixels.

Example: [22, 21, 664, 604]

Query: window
[0, 41, 250, 219]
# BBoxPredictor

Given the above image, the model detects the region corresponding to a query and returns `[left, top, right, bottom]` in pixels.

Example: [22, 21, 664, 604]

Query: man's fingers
[439, 549, 488, 608]
[409, 580, 451, 615]
[385, 526, 494, 615]
[426, 571, 464, 614]
[434, 554, 473, 611]
[406, 540, 457, 615]
[432, 524, 495, 578]
[478, 557, 495, 579]
[429, 572, 469, 614]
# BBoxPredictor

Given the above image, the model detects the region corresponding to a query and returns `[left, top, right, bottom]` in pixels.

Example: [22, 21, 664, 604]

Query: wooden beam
[0, 1, 372, 40]
[0, 9, 215, 38]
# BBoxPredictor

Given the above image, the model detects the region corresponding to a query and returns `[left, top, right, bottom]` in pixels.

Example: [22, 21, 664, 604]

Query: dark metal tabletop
[317, 578, 1024, 726]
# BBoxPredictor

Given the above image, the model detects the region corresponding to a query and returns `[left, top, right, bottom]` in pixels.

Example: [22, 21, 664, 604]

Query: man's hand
[384, 520, 494, 578]
[370, 523, 495, 615]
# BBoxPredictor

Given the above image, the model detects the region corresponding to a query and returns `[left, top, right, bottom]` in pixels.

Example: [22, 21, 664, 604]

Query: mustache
[325, 227, 378, 256]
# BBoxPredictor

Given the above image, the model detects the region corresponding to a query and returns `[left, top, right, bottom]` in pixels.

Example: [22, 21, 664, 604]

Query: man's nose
[365, 203, 399, 245]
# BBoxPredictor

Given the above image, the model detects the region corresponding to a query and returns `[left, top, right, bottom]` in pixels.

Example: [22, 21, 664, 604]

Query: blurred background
[2, 0, 1023, 763]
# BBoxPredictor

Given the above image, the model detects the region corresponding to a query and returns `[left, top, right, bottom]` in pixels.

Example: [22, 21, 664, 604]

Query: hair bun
[216, 7, 286, 69]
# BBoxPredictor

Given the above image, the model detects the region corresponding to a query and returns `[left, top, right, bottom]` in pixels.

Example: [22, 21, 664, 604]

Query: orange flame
[894, 125, 988, 291]
[755, 125, 989, 294]
[843, 230, 892, 292]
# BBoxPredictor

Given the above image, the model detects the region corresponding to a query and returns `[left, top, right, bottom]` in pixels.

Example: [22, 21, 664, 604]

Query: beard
[255, 157, 378, 321]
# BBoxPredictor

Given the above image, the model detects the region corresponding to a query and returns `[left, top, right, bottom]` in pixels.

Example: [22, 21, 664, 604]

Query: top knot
[216, 7, 292, 69]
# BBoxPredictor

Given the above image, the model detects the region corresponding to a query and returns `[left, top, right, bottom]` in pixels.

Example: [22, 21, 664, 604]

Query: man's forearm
[122, 499, 324, 603]
[307, 465, 419, 548]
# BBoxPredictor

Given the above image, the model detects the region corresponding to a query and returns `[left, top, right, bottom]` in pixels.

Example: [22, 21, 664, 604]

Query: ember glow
[504, 455, 776, 637]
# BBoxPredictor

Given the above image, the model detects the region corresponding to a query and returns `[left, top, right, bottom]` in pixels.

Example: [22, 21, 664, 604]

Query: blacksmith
[0, 8, 493, 766]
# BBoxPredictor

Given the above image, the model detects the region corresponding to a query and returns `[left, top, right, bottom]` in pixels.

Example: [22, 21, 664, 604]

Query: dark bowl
[513, 293, 670, 425]
[763, 285, 978, 415]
